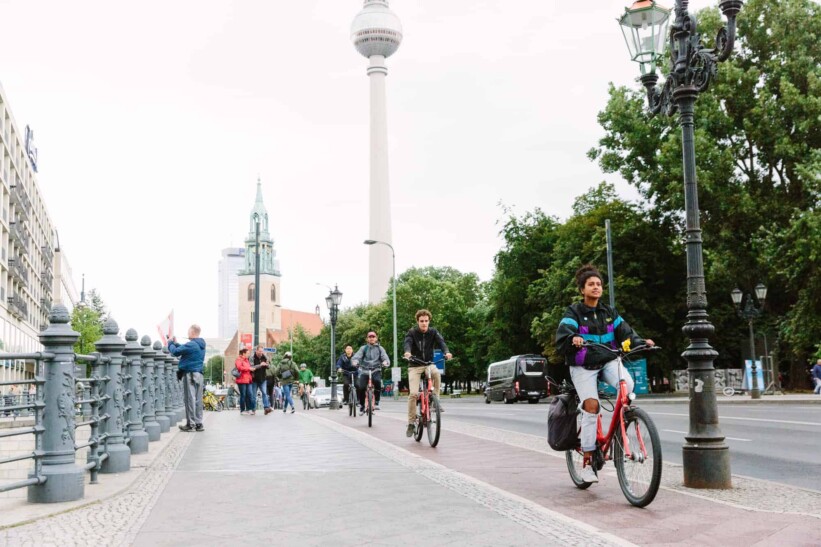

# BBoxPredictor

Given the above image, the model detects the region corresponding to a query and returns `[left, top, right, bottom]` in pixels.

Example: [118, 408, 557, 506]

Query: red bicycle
[361, 367, 385, 428]
[407, 357, 441, 447]
[554, 342, 662, 507]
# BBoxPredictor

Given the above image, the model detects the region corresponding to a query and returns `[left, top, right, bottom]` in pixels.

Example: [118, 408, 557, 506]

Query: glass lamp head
[618, 0, 671, 75]
[331, 286, 343, 307]
[730, 288, 743, 306]
[325, 295, 333, 310]
[755, 283, 767, 302]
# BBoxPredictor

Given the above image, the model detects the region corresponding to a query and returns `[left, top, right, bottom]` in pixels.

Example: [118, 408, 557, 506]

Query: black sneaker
[406, 424, 415, 437]
[195, 424, 205, 432]
[291, 408, 295, 414]
[178, 424, 194, 432]
[359, 406, 365, 414]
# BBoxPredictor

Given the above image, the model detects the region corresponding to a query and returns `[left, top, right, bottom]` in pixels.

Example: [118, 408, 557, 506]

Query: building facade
[217, 247, 244, 338]
[0, 83, 60, 382]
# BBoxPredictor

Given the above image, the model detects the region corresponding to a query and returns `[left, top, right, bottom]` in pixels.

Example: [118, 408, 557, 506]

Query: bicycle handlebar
[579, 341, 660, 357]
[405, 356, 434, 366]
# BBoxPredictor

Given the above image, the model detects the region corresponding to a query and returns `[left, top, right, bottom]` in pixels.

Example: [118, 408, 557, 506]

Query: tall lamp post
[364, 240, 397, 383]
[730, 283, 767, 400]
[326, 285, 343, 410]
[252, 212, 261, 348]
[617, 0, 743, 489]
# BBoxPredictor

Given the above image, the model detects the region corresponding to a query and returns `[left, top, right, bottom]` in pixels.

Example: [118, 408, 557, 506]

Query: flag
[157, 310, 174, 345]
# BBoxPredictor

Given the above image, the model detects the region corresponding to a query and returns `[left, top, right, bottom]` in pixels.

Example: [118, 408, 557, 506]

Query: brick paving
[1, 401, 820, 546]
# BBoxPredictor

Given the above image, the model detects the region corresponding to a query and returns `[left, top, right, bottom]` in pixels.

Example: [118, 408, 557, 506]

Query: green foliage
[204, 355, 224, 384]
[588, 0, 821, 377]
[71, 305, 103, 356]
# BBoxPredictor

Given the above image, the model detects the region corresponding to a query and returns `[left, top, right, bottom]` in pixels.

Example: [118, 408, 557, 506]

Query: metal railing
[10, 181, 32, 216]
[8, 257, 28, 286]
[7, 293, 27, 320]
[8, 221, 29, 254]
[0, 306, 185, 503]
[0, 357, 46, 494]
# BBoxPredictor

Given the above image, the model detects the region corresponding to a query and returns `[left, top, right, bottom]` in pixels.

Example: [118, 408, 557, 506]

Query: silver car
[309, 387, 343, 408]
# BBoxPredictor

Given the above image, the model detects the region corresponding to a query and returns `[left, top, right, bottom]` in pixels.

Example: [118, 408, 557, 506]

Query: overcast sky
[0, 0, 717, 340]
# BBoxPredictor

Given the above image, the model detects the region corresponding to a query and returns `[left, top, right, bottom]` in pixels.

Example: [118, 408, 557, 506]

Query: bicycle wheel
[427, 394, 441, 447]
[565, 448, 592, 489]
[613, 407, 662, 507]
[367, 389, 374, 428]
[348, 389, 355, 416]
[414, 397, 424, 442]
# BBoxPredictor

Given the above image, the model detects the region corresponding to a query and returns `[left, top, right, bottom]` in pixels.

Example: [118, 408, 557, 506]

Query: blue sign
[264, 347, 277, 353]
[598, 358, 649, 395]
[742, 360, 765, 391]
[433, 350, 445, 375]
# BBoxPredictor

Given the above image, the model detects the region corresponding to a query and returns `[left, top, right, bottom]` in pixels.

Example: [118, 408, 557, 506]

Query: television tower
[351, 0, 403, 303]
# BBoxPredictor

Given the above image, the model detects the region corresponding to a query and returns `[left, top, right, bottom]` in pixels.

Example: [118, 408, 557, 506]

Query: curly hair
[575, 264, 603, 292]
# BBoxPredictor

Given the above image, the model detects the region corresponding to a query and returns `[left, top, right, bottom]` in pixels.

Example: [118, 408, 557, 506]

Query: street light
[617, 0, 743, 489]
[730, 283, 767, 400]
[325, 285, 343, 410]
[252, 212, 261, 349]
[364, 239, 397, 392]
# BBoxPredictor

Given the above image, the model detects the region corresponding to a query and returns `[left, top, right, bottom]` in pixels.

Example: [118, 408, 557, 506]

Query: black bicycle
[340, 370, 357, 417]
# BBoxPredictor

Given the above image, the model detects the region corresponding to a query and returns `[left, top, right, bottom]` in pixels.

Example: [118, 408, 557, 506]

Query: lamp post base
[682, 444, 732, 489]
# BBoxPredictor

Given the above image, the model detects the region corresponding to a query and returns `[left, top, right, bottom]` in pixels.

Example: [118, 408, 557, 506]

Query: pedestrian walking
[272, 382, 282, 409]
[252, 346, 273, 415]
[299, 364, 314, 409]
[337, 346, 356, 409]
[235, 348, 254, 414]
[276, 352, 299, 414]
[812, 359, 821, 395]
[168, 324, 207, 432]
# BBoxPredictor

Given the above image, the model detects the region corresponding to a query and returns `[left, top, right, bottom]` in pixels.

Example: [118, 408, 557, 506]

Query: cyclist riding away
[352, 331, 390, 414]
[555, 264, 654, 484]
[403, 309, 452, 437]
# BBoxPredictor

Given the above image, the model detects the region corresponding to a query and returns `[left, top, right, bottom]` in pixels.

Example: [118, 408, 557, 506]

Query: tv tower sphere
[351, 0, 403, 59]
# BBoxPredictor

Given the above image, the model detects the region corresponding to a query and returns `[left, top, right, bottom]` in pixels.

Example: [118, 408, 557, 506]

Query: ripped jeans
[568, 359, 634, 452]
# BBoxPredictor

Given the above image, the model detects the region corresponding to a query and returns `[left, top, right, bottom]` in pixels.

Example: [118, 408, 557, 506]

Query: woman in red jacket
[235, 348, 255, 415]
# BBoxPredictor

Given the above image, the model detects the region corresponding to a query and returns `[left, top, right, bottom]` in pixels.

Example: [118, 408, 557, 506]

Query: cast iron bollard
[28, 304, 85, 503]
[123, 329, 149, 454]
[95, 318, 130, 473]
[153, 340, 171, 432]
[161, 347, 178, 425]
[173, 356, 184, 422]
[140, 336, 161, 441]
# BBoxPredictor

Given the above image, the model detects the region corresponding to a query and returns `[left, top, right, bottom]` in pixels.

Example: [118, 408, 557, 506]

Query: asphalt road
[377, 396, 821, 491]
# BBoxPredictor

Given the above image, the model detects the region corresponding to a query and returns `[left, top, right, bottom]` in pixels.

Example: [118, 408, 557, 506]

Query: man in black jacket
[402, 309, 452, 437]
[251, 346, 272, 415]
[336, 345, 356, 408]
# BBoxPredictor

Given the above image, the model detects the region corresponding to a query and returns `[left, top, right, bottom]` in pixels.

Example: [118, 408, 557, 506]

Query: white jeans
[568, 359, 634, 452]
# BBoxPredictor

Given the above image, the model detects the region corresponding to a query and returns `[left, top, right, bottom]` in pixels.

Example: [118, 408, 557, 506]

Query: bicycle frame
[593, 357, 641, 462]
[364, 368, 376, 412]
[418, 365, 435, 422]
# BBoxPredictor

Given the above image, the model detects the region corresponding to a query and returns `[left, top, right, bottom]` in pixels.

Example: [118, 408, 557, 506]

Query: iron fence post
[161, 347, 178, 425]
[123, 329, 149, 454]
[140, 336, 161, 441]
[171, 354, 184, 422]
[28, 305, 85, 503]
[152, 341, 171, 433]
[95, 318, 130, 473]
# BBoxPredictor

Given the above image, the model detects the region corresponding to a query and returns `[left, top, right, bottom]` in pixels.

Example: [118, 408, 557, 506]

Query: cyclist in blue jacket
[555, 265, 653, 484]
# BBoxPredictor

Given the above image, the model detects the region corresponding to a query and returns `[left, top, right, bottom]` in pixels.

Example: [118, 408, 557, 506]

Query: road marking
[663, 429, 752, 442]
[653, 412, 821, 427]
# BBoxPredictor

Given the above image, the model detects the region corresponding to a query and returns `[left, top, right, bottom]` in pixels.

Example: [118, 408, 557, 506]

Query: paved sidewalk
[3, 403, 821, 546]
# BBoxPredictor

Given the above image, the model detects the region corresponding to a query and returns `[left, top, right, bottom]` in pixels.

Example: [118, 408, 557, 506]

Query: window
[270, 285, 276, 302]
[247, 284, 255, 301]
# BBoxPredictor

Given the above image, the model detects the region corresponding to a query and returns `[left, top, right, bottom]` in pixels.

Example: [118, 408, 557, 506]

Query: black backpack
[546, 394, 580, 451]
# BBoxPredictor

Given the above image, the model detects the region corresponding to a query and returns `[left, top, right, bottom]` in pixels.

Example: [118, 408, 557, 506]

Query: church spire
[242, 177, 280, 276]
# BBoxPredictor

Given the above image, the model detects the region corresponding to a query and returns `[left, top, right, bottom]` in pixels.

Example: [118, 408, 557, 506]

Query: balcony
[8, 221, 29, 254]
[10, 180, 32, 217]
[7, 293, 27, 320]
[7, 257, 28, 286]
[41, 245, 54, 265]
[40, 295, 52, 312]
[41, 269, 53, 289]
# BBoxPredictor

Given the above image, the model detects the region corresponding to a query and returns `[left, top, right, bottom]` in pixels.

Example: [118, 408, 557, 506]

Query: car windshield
[314, 388, 331, 396]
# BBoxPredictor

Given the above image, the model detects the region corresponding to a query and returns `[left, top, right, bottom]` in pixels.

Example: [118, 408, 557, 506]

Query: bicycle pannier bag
[231, 367, 241, 379]
[547, 394, 579, 451]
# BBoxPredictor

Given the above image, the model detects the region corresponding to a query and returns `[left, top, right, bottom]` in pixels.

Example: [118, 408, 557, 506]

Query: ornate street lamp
[326, 285, 343, 410]
[730, 283, 766, 400]
[618, 0, 743, 489]
[252, 212, 261, 348]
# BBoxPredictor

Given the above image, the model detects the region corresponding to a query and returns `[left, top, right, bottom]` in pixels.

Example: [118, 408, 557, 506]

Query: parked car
[309, 387, 342, 408]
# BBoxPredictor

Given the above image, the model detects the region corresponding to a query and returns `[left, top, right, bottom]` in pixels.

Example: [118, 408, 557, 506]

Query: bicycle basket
[547, 393, 580, 451]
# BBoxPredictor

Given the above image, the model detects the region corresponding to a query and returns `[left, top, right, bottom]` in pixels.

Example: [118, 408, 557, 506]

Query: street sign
[391, 367, 401, 383]
[263, 347, 276, 353]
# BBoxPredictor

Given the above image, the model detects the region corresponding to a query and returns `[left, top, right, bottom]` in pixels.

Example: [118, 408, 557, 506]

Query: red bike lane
[319, 408, 819, 546]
